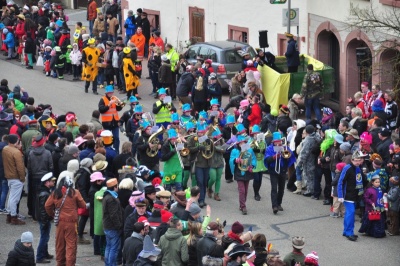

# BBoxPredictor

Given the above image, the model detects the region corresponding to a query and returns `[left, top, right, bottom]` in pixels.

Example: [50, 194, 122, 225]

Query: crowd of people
[1, 1, 400, 266]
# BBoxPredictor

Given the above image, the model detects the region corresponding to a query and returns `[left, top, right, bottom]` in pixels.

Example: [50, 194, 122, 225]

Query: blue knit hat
[158, 88, 167, 95]
[129, 96, 139, 103]
[272, 132, 282, 142]
[134, 104, 143, 114]
[199, 110, 208, 119]
[182, 103, 191, 112]
[250, 125, 260, 135]
[171, 113, 179, 122]
[186, 122, 195, 131]
[168, 128, 178, 139]
[105, 85, 114, 93]
[226, 114, 235, 124]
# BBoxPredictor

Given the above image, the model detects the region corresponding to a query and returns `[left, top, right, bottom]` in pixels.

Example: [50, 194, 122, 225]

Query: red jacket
[248, 103, 262, 127]
[15, 21, 25, 39]
[87, 1, 97, 21]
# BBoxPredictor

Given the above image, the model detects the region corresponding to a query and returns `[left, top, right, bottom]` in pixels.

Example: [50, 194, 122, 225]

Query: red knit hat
[336, 162, 346, 172]
[231, 221, 244, 234]
[161, 210, 173, 223]
[304, 251, 319, 266]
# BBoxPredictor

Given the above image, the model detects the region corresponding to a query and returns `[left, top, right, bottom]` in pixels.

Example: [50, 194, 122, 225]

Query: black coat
[188, 235, 201, 266]
[112, 153, 133, 177]
[123, 234, 144, 266]
[35, 184, 53, 223]
[76, 168, 92, 202]
[118, 188, 133, 211]
[376, 136, 392, 165]
[140, 18, 151, 41]
[133, 257, 155, 266]
[154, 222, 169, 245]
[6, 240, 35, 266]
[124, 209, 150, 240]
[277, 115, 292, 136]
[196, 234, 225, 265]
[102, 191, 123, 231]
[176, 72, 195, 97]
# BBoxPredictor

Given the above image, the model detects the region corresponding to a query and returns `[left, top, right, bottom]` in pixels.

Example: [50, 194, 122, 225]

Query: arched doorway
[380, 49, 400, 91]
[346, 39, 372, 99]
[317, 30, 340, 101]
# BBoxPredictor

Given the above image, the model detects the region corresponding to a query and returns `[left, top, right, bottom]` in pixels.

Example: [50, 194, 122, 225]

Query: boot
[293, 181, 302, 194]
[78, 236, 91, 245]
[214, 193, 221, 201]
[6, 214, 11, 224]
[207, 188, 213, 198]
[10, 216, 25, 225]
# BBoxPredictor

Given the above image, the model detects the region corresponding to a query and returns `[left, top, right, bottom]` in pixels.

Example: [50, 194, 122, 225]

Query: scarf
[227, 231, 243, 244]
[374, 186, 384, 211]
[107, 190, 118, 198]
[355, 166, 364, 196]
[321, 113, 334, 125]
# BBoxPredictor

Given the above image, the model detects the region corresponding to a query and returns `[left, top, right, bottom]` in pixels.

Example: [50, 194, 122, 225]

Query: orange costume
[130, 33, 146, 58]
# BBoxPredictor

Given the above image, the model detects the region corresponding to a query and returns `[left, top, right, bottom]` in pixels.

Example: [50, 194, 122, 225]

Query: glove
[86, 203, 90, 209]
[338, 198, 344, 203]
[198, 145, 206, 151]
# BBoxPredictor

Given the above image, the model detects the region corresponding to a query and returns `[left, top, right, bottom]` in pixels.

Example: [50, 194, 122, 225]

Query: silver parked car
[185, 40, 257, 91]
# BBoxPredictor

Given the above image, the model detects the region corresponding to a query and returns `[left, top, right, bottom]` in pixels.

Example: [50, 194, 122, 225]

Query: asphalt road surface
[0, 13, 399, 265]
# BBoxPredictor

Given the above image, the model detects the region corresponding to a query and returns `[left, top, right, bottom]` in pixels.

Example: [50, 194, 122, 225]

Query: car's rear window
[224, 47, 256, 64]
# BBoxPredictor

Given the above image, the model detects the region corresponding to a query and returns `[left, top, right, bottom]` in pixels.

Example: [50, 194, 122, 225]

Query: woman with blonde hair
[187, 221, 203, 266]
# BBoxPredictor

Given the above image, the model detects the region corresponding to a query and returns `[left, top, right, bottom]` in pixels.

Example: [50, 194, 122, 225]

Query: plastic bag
[36, 55, 44, 67]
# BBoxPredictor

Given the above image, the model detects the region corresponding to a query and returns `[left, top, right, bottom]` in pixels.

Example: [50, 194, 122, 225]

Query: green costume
[163, 143, 183, 185]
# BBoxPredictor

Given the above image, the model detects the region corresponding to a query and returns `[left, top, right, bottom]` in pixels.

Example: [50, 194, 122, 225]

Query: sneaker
[330, 213, 339, 218]
[0, 209, 9, 214]
[17, 214, 26, 220]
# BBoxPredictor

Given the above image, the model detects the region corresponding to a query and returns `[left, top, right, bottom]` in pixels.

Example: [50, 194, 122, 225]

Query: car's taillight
[217, 64, 226, 74]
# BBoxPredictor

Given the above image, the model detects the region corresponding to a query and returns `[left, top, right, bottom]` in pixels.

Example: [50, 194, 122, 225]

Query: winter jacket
[132, 258, 154, 266]
[124, 209, 151, 240]
[387, 186, 400, 212]
[148, 54, 162, 73]
[207, 83, 222, 103]
[288, 98, 300, 121]
[87, 1, 98, 21]
[93, 18, 106, 37]
[331, 171, 341, 197]
[337, 163, 367, 202]
[35, 184, 53, 223]
[69, 49, 82, 65]
[89, 117, 103, 133]
[123, 232, 144, 266]
[277, 115, 292, 136]
[177, 72, 196, 97]
[28, 146, 53, 180]
[15, 21, 26, 39]
[126, 118, 140, 141]
[154, 222, 169, 245]
[3, 145, 25, 181]
[45, 189, 86, 223]
[385, 100, 398, 130]
[112, 153, 133, 178]
[170, 203, 187, 221]
[285, 38, 300, 67]
[158, 63, 173, 84]
[124, 16, 136, 37]
[187, 234, 202, 266]
[75, 167, 92, 202]
[24, 36, 35, 54]
[3, 32, 15, 48]
[297, 132, 320, 179]
[102, 190, 124, 230]
[260, 113, 277, 133]
[107, 17, 119, 36]
[248, 103, 262, 127]
[196, 233, 225, 265]
[6, 239, 35, 266]
[376, 137, 392, 165]
[192, 78, 208, 103]
[158, 228, 189, 266]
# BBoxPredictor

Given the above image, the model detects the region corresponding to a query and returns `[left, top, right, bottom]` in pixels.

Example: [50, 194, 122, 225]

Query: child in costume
[161, 128, 183, 192]
[179, 103, 196, 129]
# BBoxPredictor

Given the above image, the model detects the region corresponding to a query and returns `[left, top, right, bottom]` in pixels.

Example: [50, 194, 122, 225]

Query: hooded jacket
[28, 146, 53, 179]
[103, 190, 123, 230]
[123, 232, 144, 266]
[35, 184, 53, 223]
[158, 228, 189, 266]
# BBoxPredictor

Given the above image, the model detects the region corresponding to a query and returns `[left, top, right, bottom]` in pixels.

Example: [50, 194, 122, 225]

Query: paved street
[0, 17, 399, 265]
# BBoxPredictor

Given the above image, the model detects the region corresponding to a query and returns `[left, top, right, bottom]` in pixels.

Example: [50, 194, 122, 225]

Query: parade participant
[182, 122, 197, 189]
[163, 113, 180, 141]
[230, 134, 256, 215]
[35, 173, 56, 264]
[161, 128, 183, 192]
[179, 103, 196, 128]
[237, 99, 251, 131]
[126, 103, 143, 143]
[366, 158, 389, 193]
[198, 110, 209, 126]
[100, 130, 117, 171]
[98, 85, 123, 152]
[45, 176, 86, 266]
[82, 38, 100, 94]
[122, 47, 141, 98]
[222, 114, 237, 183]
[265, 132, 296, 214]
[284, 32, 300, 73]
[250, 125, 267, 201]
[189, 123, 210, 207]
[208, 127, 225, 201]
[338, 151, 367, 241]
[136, 120, 161, 172]
[54, 46, 66, 79]
[208, 98, 226, 128]
[165, 43, 180, 100]
[152, 88, 176, 129]
[130, 27, 146, 59]
[120, 95, 139, 133]
[358, 175, 386, 238]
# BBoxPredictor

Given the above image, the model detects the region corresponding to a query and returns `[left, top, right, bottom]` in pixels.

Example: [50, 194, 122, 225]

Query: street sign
[270, 0, 287, 3]
[282, 8, 299, 27]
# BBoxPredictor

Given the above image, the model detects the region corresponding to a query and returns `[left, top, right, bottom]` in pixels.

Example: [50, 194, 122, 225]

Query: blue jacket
[124, 16, 136, 37]
[285, 39, 300, 67]
[3, 32, 15, 48]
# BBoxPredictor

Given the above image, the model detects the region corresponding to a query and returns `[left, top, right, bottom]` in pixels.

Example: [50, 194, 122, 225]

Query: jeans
[89, 20, 94, 36]
[7, 179, 23, 216]
[295, 165, 302, 181]
[104, 229, 121, 266]
[165, 181, 183, 192]
[124, 35, 132, 45]
[270, 172, 286, 208]
[195, 167, 210, 204]
[343, 201, 355, 236]
[305, 97, 322, 121]
[111, 126, 120, 153]
[0, 178, 9, 209]
[37, 221, 51, 260]
[237, 180, 249, 209]
[108, 35, 116, 43]
[8, 47, 16, 58]
[97, 71, 105, 86]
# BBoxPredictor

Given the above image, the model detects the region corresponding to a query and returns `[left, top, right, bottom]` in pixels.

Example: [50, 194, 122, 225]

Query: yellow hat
[88, 38, 96, 45]
[285, 32, 294, 38]
[123, 47, 131, 54]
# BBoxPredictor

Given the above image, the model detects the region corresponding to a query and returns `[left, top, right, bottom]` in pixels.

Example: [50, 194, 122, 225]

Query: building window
[189, 7, 205, 42]
[143, 9, 160, 32]
[379, 0, 400, 7]
[228, 25, 249, 43]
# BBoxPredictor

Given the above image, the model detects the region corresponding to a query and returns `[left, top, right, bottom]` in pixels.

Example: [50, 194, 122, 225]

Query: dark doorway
[317, 31, 340, 101]
[380, 49, 400, 92]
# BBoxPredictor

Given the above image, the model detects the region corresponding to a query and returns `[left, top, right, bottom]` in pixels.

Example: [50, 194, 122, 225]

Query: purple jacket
[364, 187, 377, 212]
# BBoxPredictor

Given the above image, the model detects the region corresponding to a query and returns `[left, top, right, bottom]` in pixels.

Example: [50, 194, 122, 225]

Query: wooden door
[189, 7, 204, 43]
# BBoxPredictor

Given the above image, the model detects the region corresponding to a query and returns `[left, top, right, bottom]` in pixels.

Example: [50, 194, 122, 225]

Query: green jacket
[94, 187, 107, 236]
[21, 128, 41, 156]
[14, 99, 24, 112]
[166, 48, 179, 72]
[65, 50, 71, 63]
[158, 228, 189, 266]
[46, 28, 55, 47]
